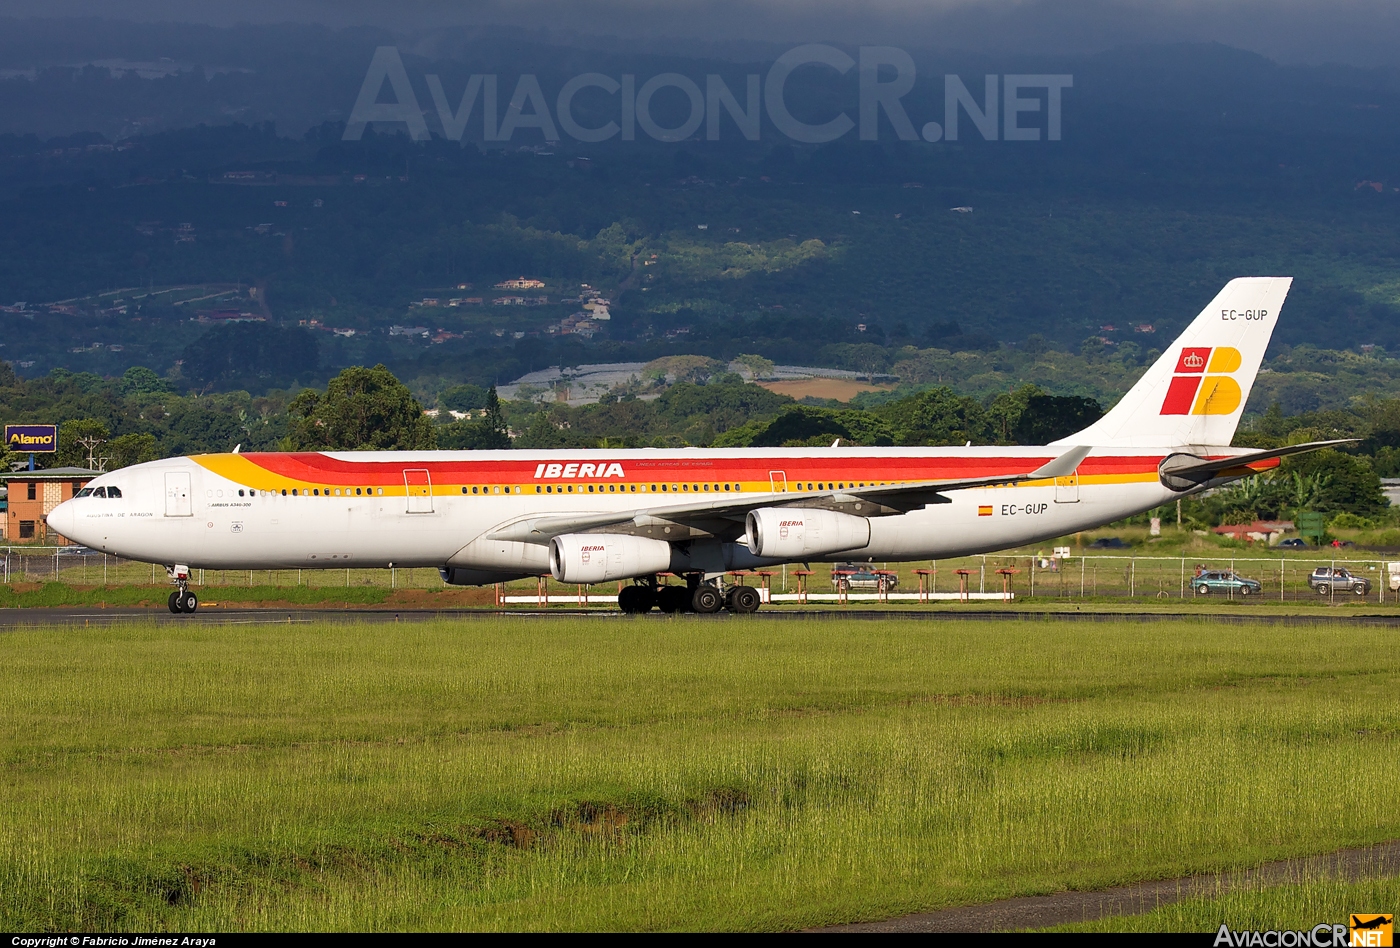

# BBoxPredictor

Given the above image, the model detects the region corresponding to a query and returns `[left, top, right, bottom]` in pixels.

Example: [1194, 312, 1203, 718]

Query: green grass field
[0, 615, 1395, 931]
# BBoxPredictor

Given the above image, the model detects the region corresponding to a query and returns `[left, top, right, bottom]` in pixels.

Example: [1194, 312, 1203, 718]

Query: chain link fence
[4, 546, 1397, 606]
[1, 548, 442, 590]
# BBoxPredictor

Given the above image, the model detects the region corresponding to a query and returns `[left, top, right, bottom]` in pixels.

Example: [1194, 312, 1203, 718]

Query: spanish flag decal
[978, 505, 993, 516]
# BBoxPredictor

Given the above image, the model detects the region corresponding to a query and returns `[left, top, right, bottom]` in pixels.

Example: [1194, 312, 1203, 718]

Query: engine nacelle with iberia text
[549, 533, 674, 584]
[745, 507, 871, 559]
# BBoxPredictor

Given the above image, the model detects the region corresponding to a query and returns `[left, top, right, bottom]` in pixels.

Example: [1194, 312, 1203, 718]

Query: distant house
[389, 325, 430, 337]
[1213, 520, 1295, 544]
[493, 296, 526, 306]
[1136, 324, 1155, 333]
[1, 468, 96, 544]
[495, 278, 546, 289]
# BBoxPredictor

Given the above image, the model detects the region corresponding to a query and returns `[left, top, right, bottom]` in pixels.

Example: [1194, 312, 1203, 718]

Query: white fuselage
[44, 446, 1200, 577]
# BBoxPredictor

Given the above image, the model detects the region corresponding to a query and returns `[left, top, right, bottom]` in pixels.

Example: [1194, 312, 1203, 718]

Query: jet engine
[549, 533, 674, 583]
[745, 507, 871, 559]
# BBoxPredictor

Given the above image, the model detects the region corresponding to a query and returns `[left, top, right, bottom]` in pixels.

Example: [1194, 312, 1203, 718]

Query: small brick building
[1, 467, 95, 544]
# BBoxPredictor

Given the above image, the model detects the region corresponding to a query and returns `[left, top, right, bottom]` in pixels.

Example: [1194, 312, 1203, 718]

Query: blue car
[1193, 569, 1263, 596]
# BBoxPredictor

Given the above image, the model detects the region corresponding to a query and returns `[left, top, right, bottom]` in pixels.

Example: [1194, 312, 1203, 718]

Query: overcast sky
[2, 0, 1399, 67]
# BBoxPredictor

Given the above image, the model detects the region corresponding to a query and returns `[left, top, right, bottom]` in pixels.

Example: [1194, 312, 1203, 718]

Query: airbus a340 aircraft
[46, 277, 1346, 615]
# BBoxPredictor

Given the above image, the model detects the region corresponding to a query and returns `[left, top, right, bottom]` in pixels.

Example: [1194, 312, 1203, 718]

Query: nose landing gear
[165, 565, 198, 614]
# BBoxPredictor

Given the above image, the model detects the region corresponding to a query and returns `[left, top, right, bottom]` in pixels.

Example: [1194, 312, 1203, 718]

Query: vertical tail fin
[1052, 277, 1291, 448]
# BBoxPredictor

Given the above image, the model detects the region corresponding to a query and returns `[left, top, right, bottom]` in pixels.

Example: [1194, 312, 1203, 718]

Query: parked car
[1277, 538, 1307, 548]
[831, 563, 899, 592]
[1307, 566, 1371, 596]
[1193, 569, 1263, 596]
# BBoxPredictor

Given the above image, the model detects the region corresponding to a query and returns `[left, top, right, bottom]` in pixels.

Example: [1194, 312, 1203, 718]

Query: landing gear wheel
[691, 583, 723, 614]
[657, 585, 689, 614]
[168, 591, 182, 614]
[727, 585, 761, 614]
[618, 584, 654, 614]
[180, 591, 198, 613]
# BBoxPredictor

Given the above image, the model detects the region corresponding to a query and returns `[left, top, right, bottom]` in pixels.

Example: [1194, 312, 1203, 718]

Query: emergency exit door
[164, 471, 192, 517]
[404, 469, 434, 513]
[769, 471, 788, 492]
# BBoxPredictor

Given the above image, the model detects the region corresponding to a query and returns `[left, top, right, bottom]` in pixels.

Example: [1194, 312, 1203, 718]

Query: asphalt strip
[2, 607, 1400, 626]
[813, 840, 1400, 932]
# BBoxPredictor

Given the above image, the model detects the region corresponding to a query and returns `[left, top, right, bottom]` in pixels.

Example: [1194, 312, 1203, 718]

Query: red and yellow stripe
[192, 451, 1278, 498]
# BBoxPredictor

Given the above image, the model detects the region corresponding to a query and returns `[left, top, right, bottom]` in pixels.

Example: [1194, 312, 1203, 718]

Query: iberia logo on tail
[1160, 346, 1243, 415]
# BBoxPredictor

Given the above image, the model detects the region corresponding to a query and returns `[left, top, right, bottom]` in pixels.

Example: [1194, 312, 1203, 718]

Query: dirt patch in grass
[26, 786, 755, 928]
[758, 378, 895, 402]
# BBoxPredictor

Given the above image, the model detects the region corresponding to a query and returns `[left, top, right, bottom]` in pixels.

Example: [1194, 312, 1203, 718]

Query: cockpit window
[93, 486, 106, 498]
[75, 487, 93, 497]
[107, 485, 122, 498]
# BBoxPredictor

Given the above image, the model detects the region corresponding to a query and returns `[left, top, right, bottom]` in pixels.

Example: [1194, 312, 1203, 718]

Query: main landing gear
[617, 575, 761, 615]
[166, 565, 198, 614]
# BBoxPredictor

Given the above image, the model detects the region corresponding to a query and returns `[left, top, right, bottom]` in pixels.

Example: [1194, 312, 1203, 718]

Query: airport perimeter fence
[1, 548, 443, 591]
[3, 546, 1398, 606]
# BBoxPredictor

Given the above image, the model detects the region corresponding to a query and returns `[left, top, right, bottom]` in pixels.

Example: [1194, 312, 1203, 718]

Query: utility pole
[75, 435, 108, 472]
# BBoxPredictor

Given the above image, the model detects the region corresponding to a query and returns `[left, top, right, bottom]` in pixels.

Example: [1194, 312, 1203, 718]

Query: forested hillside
[1, 26, 1400, 399]
[3, 20, 1400, 530]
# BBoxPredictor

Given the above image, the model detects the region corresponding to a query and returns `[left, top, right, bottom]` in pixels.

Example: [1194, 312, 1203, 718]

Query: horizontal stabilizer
[1158, 439, 1357, 491]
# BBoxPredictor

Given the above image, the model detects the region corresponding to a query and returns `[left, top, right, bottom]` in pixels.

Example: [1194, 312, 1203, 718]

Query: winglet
[1029, 445, 1091, 480]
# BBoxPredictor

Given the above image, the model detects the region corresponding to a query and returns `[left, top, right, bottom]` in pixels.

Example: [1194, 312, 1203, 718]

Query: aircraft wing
[488, 445, 1093, 544]
[1158, 439, 1357, 489]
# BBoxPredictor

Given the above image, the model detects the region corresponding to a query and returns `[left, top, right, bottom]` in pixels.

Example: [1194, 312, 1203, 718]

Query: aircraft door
[404, 469, 434, 513]
[164, 471, 192, 517]
[1054, 473, 1080, 504]
[769, 470, 788, 493]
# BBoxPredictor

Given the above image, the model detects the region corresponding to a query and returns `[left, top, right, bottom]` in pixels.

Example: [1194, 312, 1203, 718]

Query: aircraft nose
[45, 500, 76, 542]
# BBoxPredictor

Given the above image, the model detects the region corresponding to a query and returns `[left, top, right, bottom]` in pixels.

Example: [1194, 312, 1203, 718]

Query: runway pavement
[815, 840, 1400, 932]
[2, 606, 1400, 627]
